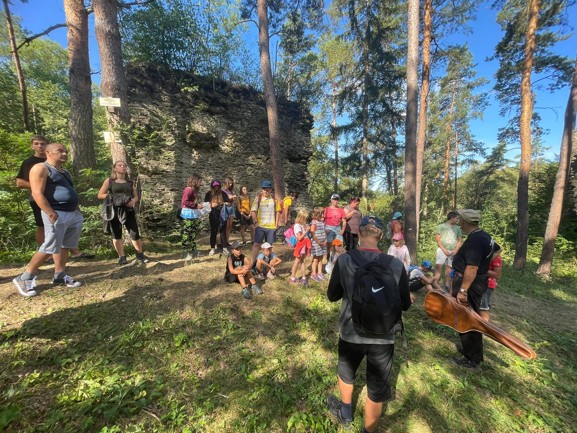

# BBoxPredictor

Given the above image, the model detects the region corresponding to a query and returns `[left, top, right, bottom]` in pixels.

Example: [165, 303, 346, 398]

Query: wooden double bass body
[424, 290, 536, 359]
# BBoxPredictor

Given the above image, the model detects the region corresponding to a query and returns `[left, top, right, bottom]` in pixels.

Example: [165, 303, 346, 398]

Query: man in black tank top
[16, 135, 93, 260]
[13, 144, 84, 297]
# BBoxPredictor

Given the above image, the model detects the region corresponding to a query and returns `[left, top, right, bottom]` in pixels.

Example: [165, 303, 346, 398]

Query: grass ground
[0, 236, 576, 433]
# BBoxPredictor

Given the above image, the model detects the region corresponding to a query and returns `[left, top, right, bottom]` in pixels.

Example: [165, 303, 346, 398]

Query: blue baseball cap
[421, 260, 433, 271]
[360, 215, 383, 230]
[261, 180, 272, 188]
[392, 211, 403, 220]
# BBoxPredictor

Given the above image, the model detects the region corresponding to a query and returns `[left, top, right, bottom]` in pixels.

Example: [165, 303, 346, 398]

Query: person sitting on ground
[224, 240, 262, 299]
[325, 238, 345, 276]
[408, 260, 443, 293]
[326, 215, 411, 433]
[387, 233, 410, 271]
[253, 242, 282, 280]
[479, 246, 502, 321]
[97, 161, 150, 265]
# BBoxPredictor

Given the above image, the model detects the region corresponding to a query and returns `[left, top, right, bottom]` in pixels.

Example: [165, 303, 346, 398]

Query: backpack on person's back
[348, 249, 403, 338]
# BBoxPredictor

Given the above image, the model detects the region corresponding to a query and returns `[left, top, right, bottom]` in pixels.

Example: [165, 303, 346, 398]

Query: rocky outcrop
[125, 63, 313, 232]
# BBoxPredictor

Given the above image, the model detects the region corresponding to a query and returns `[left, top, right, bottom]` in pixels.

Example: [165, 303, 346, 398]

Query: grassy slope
[0, 242, 576, 433]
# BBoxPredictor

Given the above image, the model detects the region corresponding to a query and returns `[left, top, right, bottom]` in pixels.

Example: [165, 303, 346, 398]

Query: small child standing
[225, 241, 262, 299]
[310, 207, 327, 282]
[480, 247, 502, 321]
[325, 238, 345, 276]
[253, 242, 283, 280]
[387, 232, 411, 271]
[290, 210, 312, 285]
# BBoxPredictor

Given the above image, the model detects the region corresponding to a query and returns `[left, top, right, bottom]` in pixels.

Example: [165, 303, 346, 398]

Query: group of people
[325, 208, 502, 433]
[11, 138, 503, 432]
[12, 137, 150, 297]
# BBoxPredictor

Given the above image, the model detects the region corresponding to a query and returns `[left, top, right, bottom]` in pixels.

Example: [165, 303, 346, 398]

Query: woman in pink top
[324, 193, 347, 260]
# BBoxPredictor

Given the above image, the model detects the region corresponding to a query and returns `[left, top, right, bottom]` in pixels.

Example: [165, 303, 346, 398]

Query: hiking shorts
[30, 201, 44, 227]
[435, 247, 454, 267]
[326, 225, 343, 243]
[255, 227, 275, 244]
[39, 209, 84, 254]
[337, 338, 395, 402]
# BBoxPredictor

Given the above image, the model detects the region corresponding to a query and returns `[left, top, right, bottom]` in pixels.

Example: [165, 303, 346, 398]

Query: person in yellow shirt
[238, 185, 254, 245]
[250, 180, 279, 264]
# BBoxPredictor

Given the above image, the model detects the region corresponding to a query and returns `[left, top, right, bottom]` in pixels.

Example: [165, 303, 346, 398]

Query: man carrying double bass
[450, 209, 499, 368]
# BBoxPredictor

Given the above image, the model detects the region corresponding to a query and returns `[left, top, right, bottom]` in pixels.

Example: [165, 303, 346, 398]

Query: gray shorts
[39, 209, 84, 254]
[326, 225, 343, 243]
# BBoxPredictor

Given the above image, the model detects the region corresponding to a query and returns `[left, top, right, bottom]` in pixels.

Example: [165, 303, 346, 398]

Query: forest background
[2, 0, 577, 273]
[1, 1, 577, 433]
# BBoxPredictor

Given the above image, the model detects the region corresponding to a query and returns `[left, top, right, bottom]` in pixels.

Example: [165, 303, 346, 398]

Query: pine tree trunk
[404, 0, 419, 263]
[3, 0, 30, 132]
[65, 0, 96, 174]
[257, 0, 285, 201]
[93, 0, 133, 171]
[415, 0, 432, 241]
[513, 0, 539, 270]
[443, 89, 455, 211]
[331, 82, 339, 192]
[536, 55, 577, 276]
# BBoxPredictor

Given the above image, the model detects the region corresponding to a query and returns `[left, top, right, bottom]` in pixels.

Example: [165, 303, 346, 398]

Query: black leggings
[344, 231, 358, 251]
[110, 210, 140, 240]
[208, 210, 228, 248]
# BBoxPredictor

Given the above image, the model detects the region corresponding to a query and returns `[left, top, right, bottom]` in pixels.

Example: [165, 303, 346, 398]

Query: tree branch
[118, 0, 156, 8]
[16, 23, 67, 51]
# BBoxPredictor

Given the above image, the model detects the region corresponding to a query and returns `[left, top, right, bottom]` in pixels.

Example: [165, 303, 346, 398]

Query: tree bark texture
[93, 0, 133, 169]
[415, 0, 432, 240]
[257, 0, 286, 201]
[404, 0, 419, 262]
[513, 0, 539, 270]
[65, 0, 96, 173]
[361, 0, 370, 199]
[331, 82, 339, 193]
[537, 55, 577, 275]
[3, 0, 30, 131]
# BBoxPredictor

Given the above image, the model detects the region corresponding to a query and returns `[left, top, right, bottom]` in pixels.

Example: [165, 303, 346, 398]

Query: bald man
[13, 143, 83, 297]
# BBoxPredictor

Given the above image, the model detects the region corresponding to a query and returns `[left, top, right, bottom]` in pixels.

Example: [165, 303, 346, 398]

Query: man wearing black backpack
[326, 216, 411, 433]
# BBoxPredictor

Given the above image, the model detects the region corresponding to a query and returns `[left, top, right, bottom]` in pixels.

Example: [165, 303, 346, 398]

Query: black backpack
[348, 249, 402, 338]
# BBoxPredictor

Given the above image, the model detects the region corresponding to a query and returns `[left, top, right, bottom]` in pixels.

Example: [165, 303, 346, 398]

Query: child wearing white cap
[253, 242, 283, 280]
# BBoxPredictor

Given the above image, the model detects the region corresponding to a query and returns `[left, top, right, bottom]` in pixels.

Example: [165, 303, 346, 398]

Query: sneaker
[451, 357, 480, 369]
[290, 277, 299, 284]
[266, 270, 276, 280]
[185, 253, 193, 261]
[326, 395, 352, 429]
[118, 256, 128, 266]
[136, 253, 149, 263]
[252, 284, 263, 295]
[52, 275, 82, 288]
[13, 277, 37, 297]
[301, 277, 308, 286]
[209, 248, 215, 256]
[242, 287, 252, 299]
[255, 272, 266, 281]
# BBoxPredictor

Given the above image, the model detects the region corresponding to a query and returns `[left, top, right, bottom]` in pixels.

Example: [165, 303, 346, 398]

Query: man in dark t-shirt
[16, 135, 92, 260]
[450, 209, 499, 368]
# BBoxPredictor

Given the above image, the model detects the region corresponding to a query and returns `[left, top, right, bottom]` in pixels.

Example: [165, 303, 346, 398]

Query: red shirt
[488, 256, 502, 289]
[324, 206, 346, 226]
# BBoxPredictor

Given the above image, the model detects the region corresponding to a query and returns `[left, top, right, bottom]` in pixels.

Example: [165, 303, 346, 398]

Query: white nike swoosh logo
[372, 286, 384, 293]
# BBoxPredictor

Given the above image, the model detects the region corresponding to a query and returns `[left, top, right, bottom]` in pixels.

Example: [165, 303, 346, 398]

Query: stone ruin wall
[125, 63, 313, 232]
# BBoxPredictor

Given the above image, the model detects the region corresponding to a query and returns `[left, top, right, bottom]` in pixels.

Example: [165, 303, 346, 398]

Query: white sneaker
[209, 248, 215, 256]
[52, 275, 82, 288]
[255, 272, 266, 281]
[13, 277, 37, 297]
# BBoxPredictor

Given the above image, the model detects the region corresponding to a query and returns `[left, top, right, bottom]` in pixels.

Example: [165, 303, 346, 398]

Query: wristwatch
[459, 288, 468, 294]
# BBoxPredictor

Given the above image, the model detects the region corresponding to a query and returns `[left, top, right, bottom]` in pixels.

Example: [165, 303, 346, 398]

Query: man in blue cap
[408, 260, 443, 292]
[250, 180, 279, 264]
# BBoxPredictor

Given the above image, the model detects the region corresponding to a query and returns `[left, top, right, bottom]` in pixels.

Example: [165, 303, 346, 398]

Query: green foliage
[0, 12, 70, 140]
